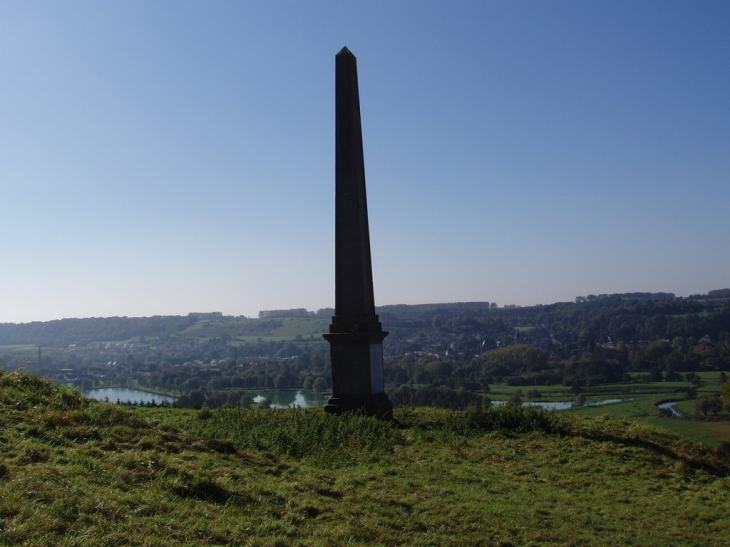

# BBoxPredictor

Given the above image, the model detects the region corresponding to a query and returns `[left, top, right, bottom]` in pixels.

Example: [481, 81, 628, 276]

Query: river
[657, 400, 682, 417]
[493, 398, 625, 410]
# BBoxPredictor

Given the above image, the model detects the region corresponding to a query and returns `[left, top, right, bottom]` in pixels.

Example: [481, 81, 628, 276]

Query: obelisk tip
[337, 46, 354, 57]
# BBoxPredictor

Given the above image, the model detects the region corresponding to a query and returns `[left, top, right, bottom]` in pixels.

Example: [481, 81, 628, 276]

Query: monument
[323, 47, 393, 419]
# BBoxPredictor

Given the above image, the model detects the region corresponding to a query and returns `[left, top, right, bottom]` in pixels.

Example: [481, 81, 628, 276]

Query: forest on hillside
[1, 291, 729, 409]
[1, 290, 729, 347]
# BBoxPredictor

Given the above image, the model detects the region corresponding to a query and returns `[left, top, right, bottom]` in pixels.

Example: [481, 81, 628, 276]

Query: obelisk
[323, 47, 392, 419]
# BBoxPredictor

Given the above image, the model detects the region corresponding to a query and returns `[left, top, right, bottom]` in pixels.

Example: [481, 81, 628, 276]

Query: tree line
[3, 290, 729, 410]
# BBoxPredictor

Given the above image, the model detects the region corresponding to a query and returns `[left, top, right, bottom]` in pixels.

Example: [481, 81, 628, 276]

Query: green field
[181, 317, 330, 341]
[492, 372, 730, 449]
[0, 344, 37, 353]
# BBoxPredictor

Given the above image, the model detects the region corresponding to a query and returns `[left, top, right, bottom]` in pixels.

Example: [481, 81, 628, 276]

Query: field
[488, 371, 730, 450]
[2, 370, 729, 546]
[180, 317, 330, 342]
[0, 344, 37, 353]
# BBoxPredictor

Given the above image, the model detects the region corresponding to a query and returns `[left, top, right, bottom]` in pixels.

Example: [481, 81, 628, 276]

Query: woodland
[1, 291, 729, 411]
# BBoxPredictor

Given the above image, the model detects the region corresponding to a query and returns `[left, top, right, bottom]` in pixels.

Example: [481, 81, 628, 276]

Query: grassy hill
[1, 371, 729, 546]
[180, 317, 330, 341]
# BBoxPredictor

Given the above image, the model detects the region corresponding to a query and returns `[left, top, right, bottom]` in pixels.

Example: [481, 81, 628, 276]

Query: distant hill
[0, 314, 198, 347]
[1, 290, 728, 347]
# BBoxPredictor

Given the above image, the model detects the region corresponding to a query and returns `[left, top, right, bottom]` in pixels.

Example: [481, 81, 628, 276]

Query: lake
[83, 387, 328, 408]
[81, 388, 623, 411]
[84, 387, 177, 405]
[248, 390, 330, 409]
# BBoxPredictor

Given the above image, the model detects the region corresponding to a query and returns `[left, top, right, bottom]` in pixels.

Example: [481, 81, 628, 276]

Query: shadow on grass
[171, 476, 244, 504]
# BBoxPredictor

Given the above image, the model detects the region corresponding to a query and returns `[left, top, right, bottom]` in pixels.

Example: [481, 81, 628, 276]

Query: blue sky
[1, 1, 728, 323]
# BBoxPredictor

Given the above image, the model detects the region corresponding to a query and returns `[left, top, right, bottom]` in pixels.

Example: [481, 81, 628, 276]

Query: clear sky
[1, 1, 728, 323]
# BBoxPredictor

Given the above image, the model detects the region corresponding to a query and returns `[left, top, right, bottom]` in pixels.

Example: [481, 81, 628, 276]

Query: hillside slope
[1, 371, 728, 546]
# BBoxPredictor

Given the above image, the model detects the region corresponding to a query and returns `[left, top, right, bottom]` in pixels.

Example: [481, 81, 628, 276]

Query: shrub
[695, 395, 722, 416]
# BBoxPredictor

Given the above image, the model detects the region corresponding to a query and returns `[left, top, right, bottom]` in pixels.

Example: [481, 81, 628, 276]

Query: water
[84, 387, 177, 405]
[493, 398, 625, 410]
[248, 390, 330, 409]
[83, 387, 326, 408]
[82, 387, 624, 411]
[529, 398, 623, 410]
[658, 400, 682, 417]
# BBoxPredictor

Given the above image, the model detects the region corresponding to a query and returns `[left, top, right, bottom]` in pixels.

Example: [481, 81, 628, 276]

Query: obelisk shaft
[324, 47, 391, 419]
[333, 47, 378, 327]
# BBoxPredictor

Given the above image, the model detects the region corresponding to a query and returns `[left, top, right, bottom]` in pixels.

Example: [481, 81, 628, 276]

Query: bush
[390, 384, 487, 410]
[695, 395, 722, 416]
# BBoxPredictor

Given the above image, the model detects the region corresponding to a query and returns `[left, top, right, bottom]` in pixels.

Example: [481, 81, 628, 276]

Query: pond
[84, 387, 177, 405]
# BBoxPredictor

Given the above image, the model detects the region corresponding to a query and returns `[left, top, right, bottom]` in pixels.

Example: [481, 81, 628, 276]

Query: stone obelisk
[323, 47, 392, 419]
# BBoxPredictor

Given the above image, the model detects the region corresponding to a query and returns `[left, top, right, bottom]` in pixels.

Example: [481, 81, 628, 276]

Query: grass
[567, 394, 665, 419]
[2, 370, 730, 546]
[180, 317, 330, 341]
[644, 417, 730, 448]
[492, 372, 730, 448]
[0, 344, 38, 352]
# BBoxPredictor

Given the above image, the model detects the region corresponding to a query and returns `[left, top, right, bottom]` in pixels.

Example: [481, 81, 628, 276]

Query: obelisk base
[324, 392, 393, 420]
[323, 329, 392, 420]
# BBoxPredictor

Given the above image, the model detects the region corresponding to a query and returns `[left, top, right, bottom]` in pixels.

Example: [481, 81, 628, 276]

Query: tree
[648, 367, 663, 383]
[425, 360, 451, 379]
[274, 374, 287, 390]
[694, 395, 722, 416]
[664, 366, 682, 382]
[312, 377, 328, 394]
[507, 390, 522, 406]
[183, 378, 201, 392]
[722, 377, 730, 409]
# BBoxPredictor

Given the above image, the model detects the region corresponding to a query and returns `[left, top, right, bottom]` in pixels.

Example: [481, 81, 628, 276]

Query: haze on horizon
[1, 1, 728, 325]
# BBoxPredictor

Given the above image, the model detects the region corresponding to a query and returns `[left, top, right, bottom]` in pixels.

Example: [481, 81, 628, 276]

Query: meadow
[181, 318, 329, 342]
[488, 371, 730, 449]
[1, 370, 729, 546]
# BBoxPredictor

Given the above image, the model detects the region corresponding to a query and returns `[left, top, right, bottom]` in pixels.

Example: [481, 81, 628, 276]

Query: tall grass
[440, 404, 571, 436]
[0, 369, 86, 410]
[186, 406, 402, 465]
